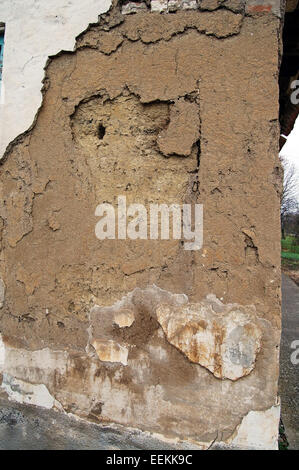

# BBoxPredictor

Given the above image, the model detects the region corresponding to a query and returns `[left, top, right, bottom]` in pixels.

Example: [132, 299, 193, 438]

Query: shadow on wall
[0, 24, 4, 84]
[279, 2, 299, 149]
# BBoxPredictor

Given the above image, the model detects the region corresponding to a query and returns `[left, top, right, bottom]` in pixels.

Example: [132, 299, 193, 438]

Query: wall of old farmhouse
[0, 0, 112, 158]
[0, 0, 284, 449]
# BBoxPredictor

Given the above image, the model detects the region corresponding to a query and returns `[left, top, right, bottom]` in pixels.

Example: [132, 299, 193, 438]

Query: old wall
[0, 0, 112, 158]
[0, 1, 283, 449]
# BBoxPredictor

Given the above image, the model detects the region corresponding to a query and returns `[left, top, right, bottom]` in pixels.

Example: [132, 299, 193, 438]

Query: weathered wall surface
[0, 0, 284, 159]
[0, 0, 112, 158]
[0, 1, 283, 449]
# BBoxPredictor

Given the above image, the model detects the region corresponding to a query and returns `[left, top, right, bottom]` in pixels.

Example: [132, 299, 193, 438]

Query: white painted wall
[0, 0, 112, 158]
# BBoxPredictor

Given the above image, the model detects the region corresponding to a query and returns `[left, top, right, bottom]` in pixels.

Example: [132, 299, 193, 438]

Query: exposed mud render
[0, 1, 283, 449]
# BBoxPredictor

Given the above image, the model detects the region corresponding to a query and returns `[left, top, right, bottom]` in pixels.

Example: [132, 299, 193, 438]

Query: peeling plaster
[92, 339, 129, 366]
[2, 373, 62, 410]
[114, 310, 135, 328]
[0, 0, 282, 158]
[90, 287, 264, 381]
[217, 403, 281, 450]
[0, 2, 282, 449]
[0, 0, 112, 158]
[0, 297, 280, 449]
[157, 295, 263, 380]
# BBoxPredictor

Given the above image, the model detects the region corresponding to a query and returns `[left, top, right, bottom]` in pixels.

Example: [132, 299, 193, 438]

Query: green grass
[281, 251, 299, 261]
[281, 235, 299, 254]
[281, 235, 299, 264]
[281, 235, 299, 262]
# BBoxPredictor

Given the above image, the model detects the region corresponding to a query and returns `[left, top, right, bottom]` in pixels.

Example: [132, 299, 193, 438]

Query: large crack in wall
[0, 3, 282, 448]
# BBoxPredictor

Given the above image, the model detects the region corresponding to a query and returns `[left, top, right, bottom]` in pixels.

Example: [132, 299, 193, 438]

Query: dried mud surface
[0, 7, 282, 444]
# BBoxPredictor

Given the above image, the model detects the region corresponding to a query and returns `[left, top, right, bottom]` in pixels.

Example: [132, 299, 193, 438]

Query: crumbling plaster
[0, 0, 283, 158]
[0, 0, 112, 158]
[0, 292, 281, 449]
[0, 0, 283, 450]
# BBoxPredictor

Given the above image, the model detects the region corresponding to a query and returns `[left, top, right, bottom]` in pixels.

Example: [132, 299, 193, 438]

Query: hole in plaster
[98, 123, 106, 140]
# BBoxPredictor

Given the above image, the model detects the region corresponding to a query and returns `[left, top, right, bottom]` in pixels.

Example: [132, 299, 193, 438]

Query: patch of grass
[281, 251, 299, 261]
[281, 235, 299, 254]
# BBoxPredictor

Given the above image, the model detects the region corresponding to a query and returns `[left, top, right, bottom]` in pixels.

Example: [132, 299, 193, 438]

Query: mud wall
[0, 0, 112, 157]
[0, 1, 283, 449]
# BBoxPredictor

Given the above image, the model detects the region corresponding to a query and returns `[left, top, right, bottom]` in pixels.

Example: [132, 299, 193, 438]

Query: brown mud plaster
[157, 99, 200, 157]
[0, 5, 282, 447]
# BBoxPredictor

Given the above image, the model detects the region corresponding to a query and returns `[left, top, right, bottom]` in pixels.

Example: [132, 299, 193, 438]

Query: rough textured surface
[0, 1, 283, 158]
[0, 0, 113, 158]
[0, 393, 204, 450]
[0, 3, 282, 449]
[0, 285, 280, 447]
[157, 99, 200, 156]
[156, 296, 262, 380]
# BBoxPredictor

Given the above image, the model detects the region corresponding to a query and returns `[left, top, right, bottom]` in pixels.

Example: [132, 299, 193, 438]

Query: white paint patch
[2, 373, 56, 409]
[230, 404, 280, 450]
[4, 345, 69, 379]
[122, 2, 148, 14]
[0, 0, 112, 158]
[151, 0, 168, 12]
[218, 403, 281, 450]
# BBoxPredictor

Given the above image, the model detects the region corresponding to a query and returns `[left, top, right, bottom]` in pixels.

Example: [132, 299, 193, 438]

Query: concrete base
[0, 393, 202, 450]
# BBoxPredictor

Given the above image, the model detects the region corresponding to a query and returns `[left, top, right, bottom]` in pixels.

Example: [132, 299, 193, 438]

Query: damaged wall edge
[0, 0, 283, 450]
[0, 0, 113, 159]
[0, 317, 280, 450]
[0, 0, 283, 160]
